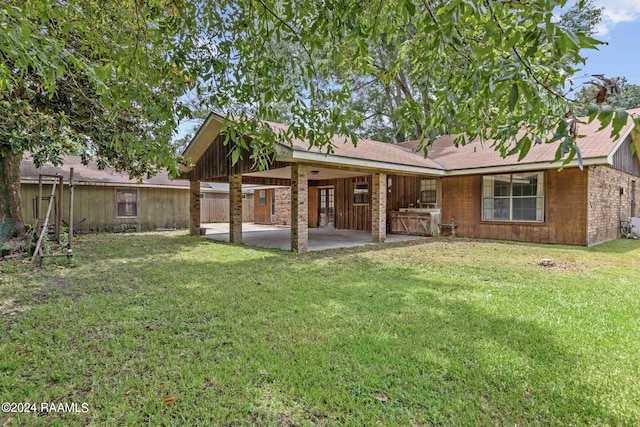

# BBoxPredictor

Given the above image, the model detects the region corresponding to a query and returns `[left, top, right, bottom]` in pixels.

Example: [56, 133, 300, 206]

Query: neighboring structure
[180, 110, 640, 251]
[20, 155, 254, 233]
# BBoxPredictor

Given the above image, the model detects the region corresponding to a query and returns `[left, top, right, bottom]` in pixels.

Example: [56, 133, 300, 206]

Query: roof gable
[183, 109, 640, 176]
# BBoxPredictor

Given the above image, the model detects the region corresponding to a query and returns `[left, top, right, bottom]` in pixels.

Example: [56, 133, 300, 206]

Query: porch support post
[291, 164, 308, 252]
[229, 174, 243, 243]
[371, 172, 387, 243]
[189, 180, 201, 236]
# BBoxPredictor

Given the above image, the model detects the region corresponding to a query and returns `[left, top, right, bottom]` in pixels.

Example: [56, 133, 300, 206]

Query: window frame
[353, 182, 369, 205]
[258, 189, 267, 206]
[420, 178, 437, 204]
[115, 188, 139, 218]
[481, 172, 545, 223]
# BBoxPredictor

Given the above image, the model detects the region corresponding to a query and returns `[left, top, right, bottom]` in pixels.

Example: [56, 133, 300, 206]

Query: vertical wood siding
[441, 168, 589, 245]
[611, 135, 640, 177]
[308, 186, 319, 228]
[200, 195, 254, 223]
[332, 176, 372, 231]
[254, 190, 271, 224]
[20, 184, 191, 232]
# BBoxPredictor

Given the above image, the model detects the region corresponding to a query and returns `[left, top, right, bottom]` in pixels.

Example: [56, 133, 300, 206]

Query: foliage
[2, 0, 638, 228]
[555, 0, 603, 37]
[180, 0, 623, 168]
[573, 76, 640, 115]
[1, 232, 640, 425]
[0, 0, 194, 177]
[346, 0, 606, 144]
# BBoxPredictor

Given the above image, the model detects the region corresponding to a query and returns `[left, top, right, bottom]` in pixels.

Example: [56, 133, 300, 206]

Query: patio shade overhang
[180, 112, 445, 180]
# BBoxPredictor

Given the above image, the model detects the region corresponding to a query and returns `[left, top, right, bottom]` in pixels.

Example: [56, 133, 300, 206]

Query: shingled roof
[396, 108, 640, 172]
[20, 155, 252, 193]
[185, 109, 639, 177]
[265, 121, 443, 170]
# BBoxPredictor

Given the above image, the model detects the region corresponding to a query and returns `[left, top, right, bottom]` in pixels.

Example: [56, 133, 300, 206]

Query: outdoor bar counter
[389, 208, 441, 236]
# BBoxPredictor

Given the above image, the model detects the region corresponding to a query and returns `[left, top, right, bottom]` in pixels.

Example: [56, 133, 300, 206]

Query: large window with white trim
[482, 172, 544, 222]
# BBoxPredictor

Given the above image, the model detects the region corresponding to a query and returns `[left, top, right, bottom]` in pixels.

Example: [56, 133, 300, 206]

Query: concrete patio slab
[201, 223, 424, 251]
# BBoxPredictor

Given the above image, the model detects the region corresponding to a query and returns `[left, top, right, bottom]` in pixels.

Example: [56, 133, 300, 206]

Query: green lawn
[1, 232, 639, 426]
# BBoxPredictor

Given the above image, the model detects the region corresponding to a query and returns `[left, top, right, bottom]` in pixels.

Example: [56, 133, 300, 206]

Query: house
[19, 155, 254, 233]
[180, 110, 640, 251]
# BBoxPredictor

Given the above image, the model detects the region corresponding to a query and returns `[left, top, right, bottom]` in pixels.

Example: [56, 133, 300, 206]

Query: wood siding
[21, 184, 191, 232]
[254, 189, 271, 224]
[332, 176, 372, 231]
[201, 194, 254, 223]
[441, 168, 589, 245]
[611, 135, 640, 177]
[308, 186, 319, 228]
[190, 135, 287, 182]
[386, 175, 441, 214]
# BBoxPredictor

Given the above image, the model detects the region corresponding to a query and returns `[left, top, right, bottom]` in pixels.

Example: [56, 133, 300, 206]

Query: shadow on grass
[2, 232, 635, 425]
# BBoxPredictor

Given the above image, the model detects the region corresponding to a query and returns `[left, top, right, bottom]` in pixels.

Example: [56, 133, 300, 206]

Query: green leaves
[508, 83, 519, 112]
[2, 0, 612, 179]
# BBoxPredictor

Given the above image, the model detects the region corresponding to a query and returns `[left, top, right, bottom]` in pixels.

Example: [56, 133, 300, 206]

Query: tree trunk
[0, 151, 25, 238]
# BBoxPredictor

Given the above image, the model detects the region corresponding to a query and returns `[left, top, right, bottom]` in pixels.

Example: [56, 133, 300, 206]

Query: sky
[573, 0, 640, 86]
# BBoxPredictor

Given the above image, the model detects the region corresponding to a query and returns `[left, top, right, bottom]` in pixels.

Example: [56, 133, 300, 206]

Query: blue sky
[573, 0, 640, 86]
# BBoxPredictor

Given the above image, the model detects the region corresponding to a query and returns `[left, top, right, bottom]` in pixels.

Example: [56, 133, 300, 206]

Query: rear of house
[181, 110, 640, 251]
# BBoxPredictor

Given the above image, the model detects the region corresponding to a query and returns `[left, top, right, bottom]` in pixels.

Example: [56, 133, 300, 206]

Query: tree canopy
[2, 0, 638, 232]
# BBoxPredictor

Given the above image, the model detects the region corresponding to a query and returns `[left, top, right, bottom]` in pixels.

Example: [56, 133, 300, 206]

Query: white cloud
[594, 0, 640, 35]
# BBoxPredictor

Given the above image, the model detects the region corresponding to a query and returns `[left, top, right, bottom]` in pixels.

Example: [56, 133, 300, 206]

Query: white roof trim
[180, 112, 224, 173]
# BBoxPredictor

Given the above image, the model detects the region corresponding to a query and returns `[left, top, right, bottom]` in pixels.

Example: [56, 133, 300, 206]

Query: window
[482, 172, 544, 222]
[259, 190, 266, 206]
[353, 183, 369, 205]
[420, 179, 437, 204]
[116, 188, 138, 217]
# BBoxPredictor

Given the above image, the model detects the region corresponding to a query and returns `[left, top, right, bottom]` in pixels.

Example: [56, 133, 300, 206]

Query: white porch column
[291, 164, 309, 252]
[229, 174, 243, 243]
[371, 172, 387, 243]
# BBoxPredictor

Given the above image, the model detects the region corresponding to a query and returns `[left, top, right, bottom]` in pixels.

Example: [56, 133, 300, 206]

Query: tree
[1, 0, 195, 236]
[572, 76, 640, 116]
[2, 0, 633, 237]
[346, 0, 605, 143]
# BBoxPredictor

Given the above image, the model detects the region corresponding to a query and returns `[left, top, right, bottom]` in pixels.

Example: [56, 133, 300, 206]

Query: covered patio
[201, 223, 425, 251]
[179, 113, 443, 252]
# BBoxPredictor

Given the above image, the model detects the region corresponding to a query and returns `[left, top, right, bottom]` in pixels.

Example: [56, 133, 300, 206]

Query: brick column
[371, 172, 387, 243]
[229, 174, 243, 243]
[291, 164, 308, 252]
[189, 180, 201, 236]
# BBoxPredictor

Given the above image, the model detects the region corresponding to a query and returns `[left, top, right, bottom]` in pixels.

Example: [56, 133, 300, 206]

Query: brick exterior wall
[273, 187, 291, 225]
[189, 180, 201, 236]
[291, 164, 308, 252]
[371, 172, 387, 242]
[587, 165, 638, 245]
[229, 174, 243, 243]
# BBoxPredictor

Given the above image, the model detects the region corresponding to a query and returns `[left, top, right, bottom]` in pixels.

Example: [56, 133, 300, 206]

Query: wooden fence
[201, 196, 254, 223]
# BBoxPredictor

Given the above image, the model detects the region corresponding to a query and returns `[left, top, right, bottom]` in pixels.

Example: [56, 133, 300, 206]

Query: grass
[1, 232, 640, 426]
